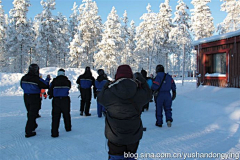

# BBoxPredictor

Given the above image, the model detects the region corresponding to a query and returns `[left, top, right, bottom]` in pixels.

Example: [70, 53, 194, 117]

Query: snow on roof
[193, 29, 240, 46]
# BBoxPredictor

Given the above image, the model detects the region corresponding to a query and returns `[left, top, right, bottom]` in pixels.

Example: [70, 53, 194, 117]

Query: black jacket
[97, 78, 152, 145]
[20, 73, 50, 94]
[48, 75, 71, 98]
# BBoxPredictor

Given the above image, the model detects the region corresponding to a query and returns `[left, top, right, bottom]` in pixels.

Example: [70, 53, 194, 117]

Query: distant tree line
[0, 0, 239, 77]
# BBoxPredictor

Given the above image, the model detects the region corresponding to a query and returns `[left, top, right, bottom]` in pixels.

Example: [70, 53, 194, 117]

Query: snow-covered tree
[34, 0, 59, 67]
[5, 0, 35, 73]
[155, 0, 173, 72]
[170, 0, 192, 72]
[55, 13, 70, 67]
[135, 4, 157, 73]
[126, 20, 137, 70]
[69, 2, 79, 42]
[69, 34, 84, 68]
[217, 0, 240, 34]
[0, 0, 7, 72]
[191, 0, 215, 40]
[120, 10, 129, 64]
[170, 0, 193, 84]
[94, 7, 124, 77]
[76, 0, 102, 68]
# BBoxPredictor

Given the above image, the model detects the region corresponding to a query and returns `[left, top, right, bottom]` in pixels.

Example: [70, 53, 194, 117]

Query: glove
[172, 91, 176, 101]
[134, 72, 146, 84]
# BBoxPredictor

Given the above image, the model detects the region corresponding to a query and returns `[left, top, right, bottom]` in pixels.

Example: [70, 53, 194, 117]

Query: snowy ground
[0, 68, 240, 160]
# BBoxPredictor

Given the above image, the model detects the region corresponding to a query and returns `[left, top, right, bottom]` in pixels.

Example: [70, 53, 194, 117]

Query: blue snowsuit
[151, 72, 176, 125]
[95, 75, 108, 117]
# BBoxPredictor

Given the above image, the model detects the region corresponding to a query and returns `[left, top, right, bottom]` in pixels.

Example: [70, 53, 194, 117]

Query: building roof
[193, 30, 240, 46]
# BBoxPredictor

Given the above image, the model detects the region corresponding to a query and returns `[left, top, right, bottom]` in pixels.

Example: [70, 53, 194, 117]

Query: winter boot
[25, 131, 36, 138]
[167, 121, 172, 127]
[85, 113, 91, 116]
[80, 111, 83, 116]
[155, 123, 162, 127]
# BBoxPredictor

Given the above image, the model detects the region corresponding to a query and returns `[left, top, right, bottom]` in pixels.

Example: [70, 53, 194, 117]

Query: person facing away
[151, 64, 176, 128]
[48, 69, 72, 138]
[37, 73, 49, 118]
[97, 65, 152, 160]
[140, 68, 153, 111]
[76, 66, 96, 116]
[95, 69, 109, 118]
[20, 64, 50, 138]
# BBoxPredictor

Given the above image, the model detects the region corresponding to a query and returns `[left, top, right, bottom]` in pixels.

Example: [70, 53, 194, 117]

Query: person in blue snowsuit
[76, 66, 96, 116]
[48, 69, 71, 138]
[152, 64, 176, 127]
[20, 64, 50, 138]
[95, 69, 109, 117]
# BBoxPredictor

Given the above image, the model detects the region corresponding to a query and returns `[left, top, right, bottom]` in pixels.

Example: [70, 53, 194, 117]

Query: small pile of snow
[205, 73, 226, 77]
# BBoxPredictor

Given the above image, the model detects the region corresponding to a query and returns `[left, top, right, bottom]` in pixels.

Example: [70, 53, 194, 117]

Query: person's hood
[108, 78, 138, 99]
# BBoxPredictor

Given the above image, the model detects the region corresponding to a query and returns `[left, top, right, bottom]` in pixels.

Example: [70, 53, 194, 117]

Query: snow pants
[108, 141, 139, 160]
[24, 94, 41, 134]
[80, 88, 92, 114]
[51, 97, 71, 136]
[97, 102, 106, 117]
[155, 92, 173, 125]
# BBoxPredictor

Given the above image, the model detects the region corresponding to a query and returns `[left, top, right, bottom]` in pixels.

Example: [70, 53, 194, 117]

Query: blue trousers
[155, 92, 173, 125]
[97, 102, 105, 117]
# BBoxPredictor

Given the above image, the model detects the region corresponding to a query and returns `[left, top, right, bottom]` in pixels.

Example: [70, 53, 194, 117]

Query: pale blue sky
[2, 0, 226, 29]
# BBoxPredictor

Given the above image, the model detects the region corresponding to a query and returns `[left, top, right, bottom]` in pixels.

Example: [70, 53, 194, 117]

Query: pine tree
[135, 3, 157, 73]
[191, 0, 215, 40]
[5, 0, 35, 73]
[217, 0, 240, 34]
[170, 0, 193, 85]
[155, 0, 173, 72]
[0, 0, 7, 72]
[34, 0, 59, 67]
[127, 20, 137, 70]
[55, 13, 70, 67]
[69, 34, 84, 68]
[69, 2, 79, 42]
[120, 10, 129, 64]
[94, 7, 124, 77]
[77, 0, 102, 68]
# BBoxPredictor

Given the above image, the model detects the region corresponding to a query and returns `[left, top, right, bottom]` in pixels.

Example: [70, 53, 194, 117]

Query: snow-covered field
[0, 67, 239, 160]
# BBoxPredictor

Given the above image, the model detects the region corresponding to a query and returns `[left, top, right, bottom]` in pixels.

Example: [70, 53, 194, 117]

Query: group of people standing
[20, 63, 176, 160]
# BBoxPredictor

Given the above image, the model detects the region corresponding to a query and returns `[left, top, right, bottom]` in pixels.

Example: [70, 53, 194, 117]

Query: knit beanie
[115, 65, 133, 80]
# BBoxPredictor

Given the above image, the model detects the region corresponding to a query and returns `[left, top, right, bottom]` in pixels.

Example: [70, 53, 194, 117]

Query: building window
[205, 53, 226, 75]
[213, 53, 226, 74]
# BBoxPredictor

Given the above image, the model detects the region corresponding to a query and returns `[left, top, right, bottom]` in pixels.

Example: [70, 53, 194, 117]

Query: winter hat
[58, 68, 65, 76]
[115, 65, 133, 80]
[141, 69, 147, 78]
[28, 64, 39, 76]
[97, 69, 104, 76]
[156, 64, 164, 73]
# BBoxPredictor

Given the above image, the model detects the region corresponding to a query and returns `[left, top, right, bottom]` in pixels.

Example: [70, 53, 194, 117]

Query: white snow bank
[0, 67, 99, 96]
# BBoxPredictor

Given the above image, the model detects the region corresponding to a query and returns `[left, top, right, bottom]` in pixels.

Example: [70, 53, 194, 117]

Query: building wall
[196, 36, 240, 88]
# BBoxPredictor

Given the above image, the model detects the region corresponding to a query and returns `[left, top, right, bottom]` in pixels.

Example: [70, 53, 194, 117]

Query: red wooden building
[193, 30, 240, 88]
